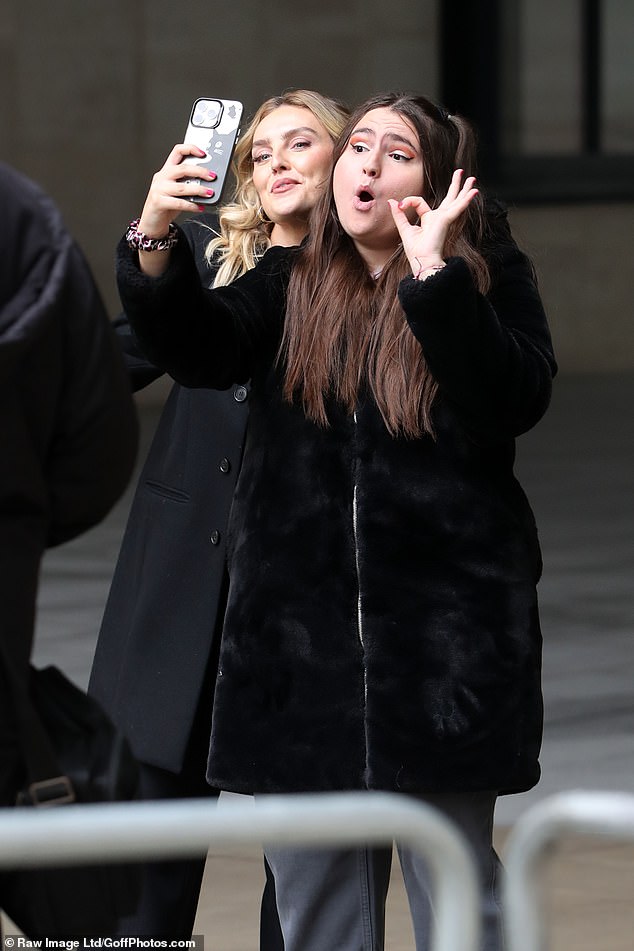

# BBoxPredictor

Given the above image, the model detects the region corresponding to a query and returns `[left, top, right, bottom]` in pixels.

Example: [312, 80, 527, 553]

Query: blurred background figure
[0, 160, 138, 811]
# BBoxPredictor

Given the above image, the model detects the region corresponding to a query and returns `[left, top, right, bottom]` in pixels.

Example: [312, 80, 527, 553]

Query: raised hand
[138, 144, 218, 239]
[388, 169, 478, 278]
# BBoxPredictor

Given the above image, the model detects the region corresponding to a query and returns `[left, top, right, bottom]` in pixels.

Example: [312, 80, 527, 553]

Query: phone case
[183, 97, 243, 205]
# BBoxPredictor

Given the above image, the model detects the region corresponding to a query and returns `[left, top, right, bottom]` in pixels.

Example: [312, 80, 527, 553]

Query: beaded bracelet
[414, 263, 447, 281]
[125, 218, 179, 252]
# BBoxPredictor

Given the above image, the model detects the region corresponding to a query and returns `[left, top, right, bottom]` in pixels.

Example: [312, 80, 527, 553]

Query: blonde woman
[208, 87, 349, 284]
[89, 89, 352, 942]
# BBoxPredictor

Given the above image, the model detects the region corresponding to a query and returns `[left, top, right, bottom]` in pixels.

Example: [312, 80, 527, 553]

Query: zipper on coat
[352, 411, 369, 781]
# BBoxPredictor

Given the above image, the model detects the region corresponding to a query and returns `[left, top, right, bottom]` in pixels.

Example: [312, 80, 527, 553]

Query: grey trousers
[264, 791, 503, 951]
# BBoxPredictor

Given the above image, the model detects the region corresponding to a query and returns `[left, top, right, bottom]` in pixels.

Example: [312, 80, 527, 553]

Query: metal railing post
[503, 790, 634, 951]
[0, 791, 480, 951]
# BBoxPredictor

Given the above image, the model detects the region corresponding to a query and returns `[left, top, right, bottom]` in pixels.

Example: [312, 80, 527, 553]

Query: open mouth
[353, 187, 376, 211]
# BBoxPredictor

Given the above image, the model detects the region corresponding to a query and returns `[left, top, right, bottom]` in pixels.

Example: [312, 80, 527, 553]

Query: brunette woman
[115, 92, 556, 951]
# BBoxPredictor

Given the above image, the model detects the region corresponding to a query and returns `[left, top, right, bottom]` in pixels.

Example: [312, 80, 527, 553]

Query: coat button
[219, 457, 231, 474]
[234, 385, 248, 402]
[210, 530, 221, 545]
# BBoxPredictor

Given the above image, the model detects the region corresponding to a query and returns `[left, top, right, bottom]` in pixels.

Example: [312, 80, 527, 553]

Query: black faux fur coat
[117, 228, 556, 797]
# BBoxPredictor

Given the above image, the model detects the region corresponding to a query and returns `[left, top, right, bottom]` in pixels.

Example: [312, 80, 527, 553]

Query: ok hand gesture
[388, 169, 478, 278]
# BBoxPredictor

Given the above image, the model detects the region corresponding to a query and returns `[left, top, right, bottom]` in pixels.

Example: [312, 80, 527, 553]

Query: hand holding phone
[182, 97, 243, 205]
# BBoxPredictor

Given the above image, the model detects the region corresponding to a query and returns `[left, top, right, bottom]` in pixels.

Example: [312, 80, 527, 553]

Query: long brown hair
[281, 92, 491, 438]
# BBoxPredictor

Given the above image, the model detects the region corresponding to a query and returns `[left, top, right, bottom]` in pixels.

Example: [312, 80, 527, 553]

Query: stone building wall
[1, 1, 631, 381]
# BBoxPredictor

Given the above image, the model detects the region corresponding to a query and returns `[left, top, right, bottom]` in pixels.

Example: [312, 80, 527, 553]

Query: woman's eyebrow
[384, 132, 418, 151]
[252, 126, 320, 149]
[350, 128, 418, 152]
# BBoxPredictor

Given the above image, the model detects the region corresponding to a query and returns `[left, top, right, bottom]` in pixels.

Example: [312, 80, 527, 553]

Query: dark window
[440, 0, 634, 202]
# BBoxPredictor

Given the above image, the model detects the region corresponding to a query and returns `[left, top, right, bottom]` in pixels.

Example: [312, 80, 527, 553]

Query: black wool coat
[117, 226, 557, 798]
[89, 219, 251, 772]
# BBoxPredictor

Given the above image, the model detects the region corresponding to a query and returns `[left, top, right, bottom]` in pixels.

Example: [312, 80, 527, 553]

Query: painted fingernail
[205, 189, 215, 197]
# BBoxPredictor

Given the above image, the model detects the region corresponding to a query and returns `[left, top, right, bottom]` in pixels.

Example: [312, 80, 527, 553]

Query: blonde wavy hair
[205, 89, 349, 288]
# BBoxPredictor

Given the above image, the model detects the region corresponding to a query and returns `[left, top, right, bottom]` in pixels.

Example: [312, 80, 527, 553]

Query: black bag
[0, 659, 141, 937]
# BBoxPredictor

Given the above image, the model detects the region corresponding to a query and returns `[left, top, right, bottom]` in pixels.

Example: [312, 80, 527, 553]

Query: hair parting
[280, 92, 492, 438]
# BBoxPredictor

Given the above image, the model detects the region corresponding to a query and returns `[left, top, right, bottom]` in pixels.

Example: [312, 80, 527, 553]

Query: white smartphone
[182, 97, 243, 205]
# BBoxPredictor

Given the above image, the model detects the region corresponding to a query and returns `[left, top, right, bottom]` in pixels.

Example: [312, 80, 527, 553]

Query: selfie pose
[89, 90, 362, 941]
[116, 92, 556, 951]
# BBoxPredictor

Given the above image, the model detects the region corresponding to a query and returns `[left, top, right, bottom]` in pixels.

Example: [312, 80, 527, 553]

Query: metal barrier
[0, 791, 479, 951]
[503, 790, 634, 951]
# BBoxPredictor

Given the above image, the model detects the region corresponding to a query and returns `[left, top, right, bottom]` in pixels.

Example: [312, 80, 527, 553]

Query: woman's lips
[352, 192, 376, 211]
[351, 185, 376, 211]
[271, 179, 299, 194]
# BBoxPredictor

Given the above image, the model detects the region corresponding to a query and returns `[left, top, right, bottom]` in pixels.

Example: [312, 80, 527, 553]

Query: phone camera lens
[192, 99, 224, 129]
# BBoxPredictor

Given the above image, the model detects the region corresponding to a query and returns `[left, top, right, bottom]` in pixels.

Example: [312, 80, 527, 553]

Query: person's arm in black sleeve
[112, 214, 219, 391]
[399, 245, 557, 440]
[116, 229, 290, 389]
